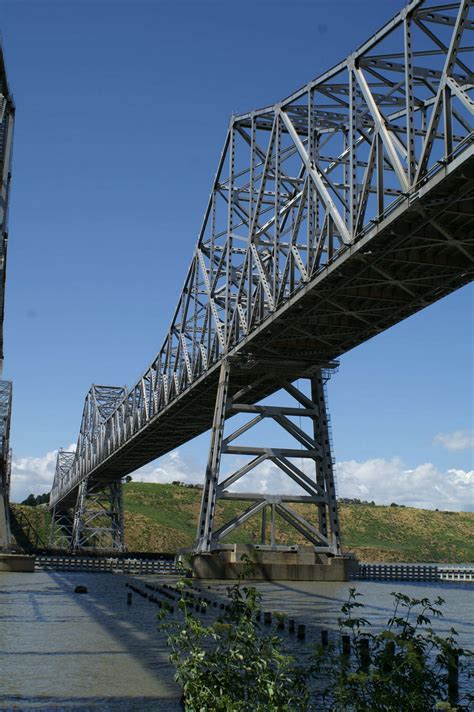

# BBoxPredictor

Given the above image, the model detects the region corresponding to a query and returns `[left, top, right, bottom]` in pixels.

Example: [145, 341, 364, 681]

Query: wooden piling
[297, 624, 306, 640]
[448, 651, 459, 705]
[358, 638, 370, 671]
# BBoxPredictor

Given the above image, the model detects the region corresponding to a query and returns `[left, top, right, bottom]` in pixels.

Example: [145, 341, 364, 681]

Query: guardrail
[36, 555, 179, 575]
[354, 563, 474, 583]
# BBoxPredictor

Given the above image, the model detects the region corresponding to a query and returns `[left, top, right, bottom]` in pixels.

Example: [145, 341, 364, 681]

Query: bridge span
[49, 0, 473, 560]
[0, 46, 15, 552]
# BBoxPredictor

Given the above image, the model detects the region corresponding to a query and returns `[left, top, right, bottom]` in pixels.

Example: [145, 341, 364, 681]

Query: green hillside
[11, 482, 474, 563]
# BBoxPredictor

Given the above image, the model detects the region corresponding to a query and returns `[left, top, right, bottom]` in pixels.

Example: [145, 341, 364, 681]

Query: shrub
[312, 589, 473, 711]
[161, 581, 472, 711]
[160, 580, 308, 711]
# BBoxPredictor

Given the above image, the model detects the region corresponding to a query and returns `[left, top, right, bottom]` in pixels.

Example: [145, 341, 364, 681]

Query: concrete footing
[191, 545, 358, 582]
[0, 553, 35, 572]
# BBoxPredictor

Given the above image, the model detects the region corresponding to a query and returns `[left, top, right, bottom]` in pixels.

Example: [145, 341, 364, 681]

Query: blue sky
[1, 0, 472, 507]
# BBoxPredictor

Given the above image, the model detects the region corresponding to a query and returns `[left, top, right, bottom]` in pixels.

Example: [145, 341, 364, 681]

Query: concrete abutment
[191, 545, 358, 582]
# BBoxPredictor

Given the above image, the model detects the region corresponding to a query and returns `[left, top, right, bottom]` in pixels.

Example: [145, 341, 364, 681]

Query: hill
[10, 482, 474, 563]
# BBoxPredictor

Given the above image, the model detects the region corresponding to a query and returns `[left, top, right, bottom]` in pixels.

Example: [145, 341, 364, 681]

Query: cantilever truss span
[0, 46, 14, 551]
[49, 0, 474, 553]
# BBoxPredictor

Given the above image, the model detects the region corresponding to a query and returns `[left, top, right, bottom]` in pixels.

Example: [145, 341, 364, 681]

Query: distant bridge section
[0, 45, 14, 551]
[50, 0, 473, 551]
[0, 380, 12, 550]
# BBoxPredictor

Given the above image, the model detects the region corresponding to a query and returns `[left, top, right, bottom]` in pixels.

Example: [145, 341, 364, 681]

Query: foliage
[161, 579, 473, 712]
[160, 578, 308, 711]
[21, 492, 49, 506]
[312, 588, 473, 711]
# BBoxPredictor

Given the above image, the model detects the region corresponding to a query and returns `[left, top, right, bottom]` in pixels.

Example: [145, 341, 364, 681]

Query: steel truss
[49, 0, 473, 543]
[49, 450, 76, 548]
[196, 362, 341, 555]
[0, 48, 15, 551]
[0, 380, 12, 550]
[72, 479, 124, 551]
[0, 49, 15, 369]
[49, 387, 127, 550]
[49, 507, 74, 549]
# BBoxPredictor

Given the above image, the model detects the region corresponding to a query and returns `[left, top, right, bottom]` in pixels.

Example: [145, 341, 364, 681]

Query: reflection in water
[0, 571, 472, 709]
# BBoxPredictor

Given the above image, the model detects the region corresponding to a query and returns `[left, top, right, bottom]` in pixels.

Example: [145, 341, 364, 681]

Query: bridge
[0, 46, 14, 552]
[49, 0, 473, 569]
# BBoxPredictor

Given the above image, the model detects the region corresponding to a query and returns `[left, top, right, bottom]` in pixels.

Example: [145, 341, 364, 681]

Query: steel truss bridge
[0, 46, 14, 552]
[50, 0, 473, 555]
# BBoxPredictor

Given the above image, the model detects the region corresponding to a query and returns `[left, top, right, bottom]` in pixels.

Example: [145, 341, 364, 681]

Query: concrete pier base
[0, 553, 35, 572]
[191, 545, 358, 582]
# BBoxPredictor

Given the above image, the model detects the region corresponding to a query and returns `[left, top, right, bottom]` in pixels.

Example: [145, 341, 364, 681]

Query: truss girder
[50, 0, 473, 511]
[0, 50, 15, 367]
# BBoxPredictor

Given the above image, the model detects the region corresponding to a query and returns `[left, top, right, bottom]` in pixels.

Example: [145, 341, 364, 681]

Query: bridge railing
[50, 0, 473, 507]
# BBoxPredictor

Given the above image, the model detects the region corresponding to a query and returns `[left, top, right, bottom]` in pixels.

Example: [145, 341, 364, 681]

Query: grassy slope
[122, 483, 474, 563]
[11, 483, 474, 562]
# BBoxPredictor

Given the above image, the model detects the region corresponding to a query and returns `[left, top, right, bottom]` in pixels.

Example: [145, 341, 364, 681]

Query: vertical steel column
[270, 503, 276, 548]
[260, 505, 267, 545]
[348, 68, 358, 237]
[311, 378, 327, 539]
[195, 359, 231, 552]
[376, 134, 384, 217]
[311, 372, 341, 555]
[109, 481, 125, 551]
[443, 84, 453, 159]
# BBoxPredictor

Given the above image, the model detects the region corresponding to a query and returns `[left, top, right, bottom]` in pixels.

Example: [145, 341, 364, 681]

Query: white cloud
[10, 444, 75, 503]
[10, 446, 474, 513]
[219, 456, 474, 512]
[132, 450, 199, 486]
[433, 430, 474, 451]
[335, 458, 473, 511]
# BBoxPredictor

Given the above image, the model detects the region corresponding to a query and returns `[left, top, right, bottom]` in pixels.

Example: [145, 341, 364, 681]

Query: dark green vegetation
[11, 482, 474, 562]
[21, 492, 50, 506]
[162, 582, 472, 710]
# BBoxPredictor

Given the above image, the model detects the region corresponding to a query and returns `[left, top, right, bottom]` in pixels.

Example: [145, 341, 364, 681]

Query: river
[0, 570, 472, 710]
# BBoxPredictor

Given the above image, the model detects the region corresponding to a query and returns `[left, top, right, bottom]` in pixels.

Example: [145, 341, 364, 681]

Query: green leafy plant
[161, 579, 472, 711]
[312, 588, 473, 711]
[160, 578, 308, 711]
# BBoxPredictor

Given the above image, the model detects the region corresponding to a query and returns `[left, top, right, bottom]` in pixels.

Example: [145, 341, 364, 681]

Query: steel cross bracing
[195, 364, 341, 554]
[50, 0, 473, 547]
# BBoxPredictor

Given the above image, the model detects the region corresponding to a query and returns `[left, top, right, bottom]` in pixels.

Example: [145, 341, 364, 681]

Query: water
[0, 571, 182, 710]
[0, 571, 472, 710]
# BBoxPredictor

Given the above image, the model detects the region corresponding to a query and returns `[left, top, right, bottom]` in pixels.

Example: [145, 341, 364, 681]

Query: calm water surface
[0, 570, 472, 710]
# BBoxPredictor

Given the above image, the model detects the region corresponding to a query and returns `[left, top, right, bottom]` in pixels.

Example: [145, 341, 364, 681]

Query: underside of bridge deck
[54, 152, 473, 512]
